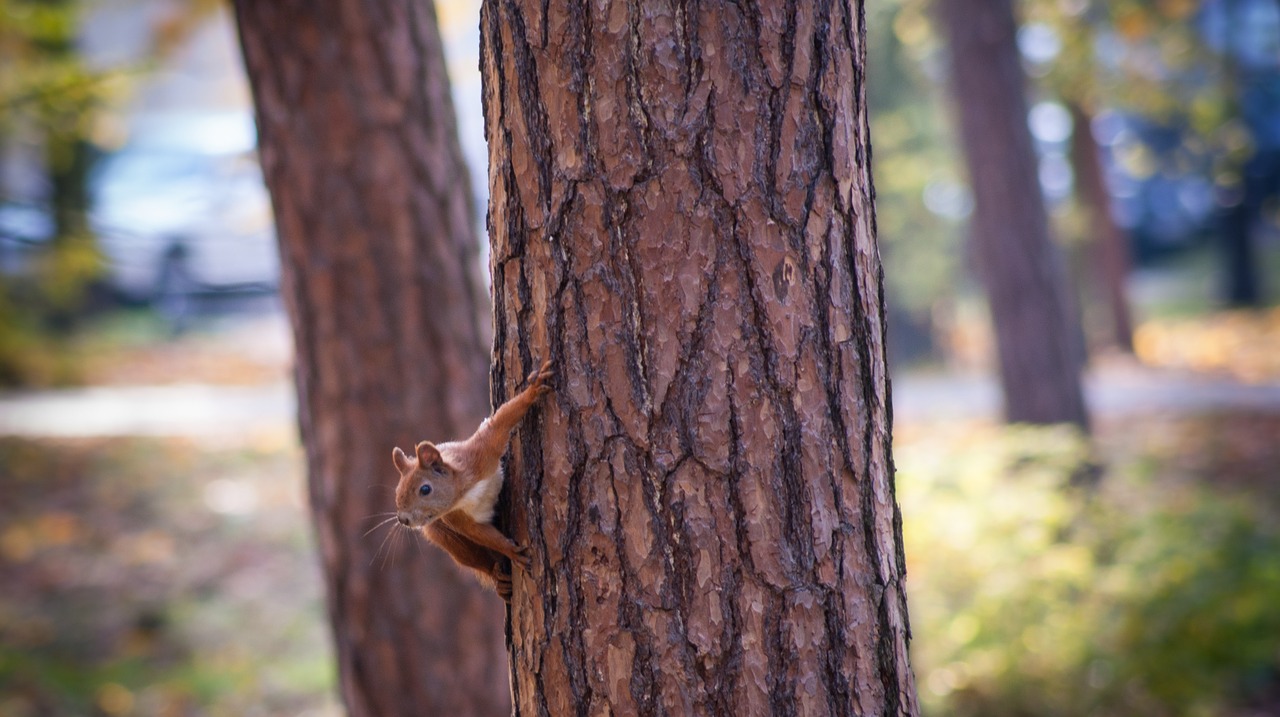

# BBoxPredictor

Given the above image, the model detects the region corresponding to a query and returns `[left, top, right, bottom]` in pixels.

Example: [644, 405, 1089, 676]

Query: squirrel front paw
[526, 360, 555, 398]
[511, 543, 533, 572]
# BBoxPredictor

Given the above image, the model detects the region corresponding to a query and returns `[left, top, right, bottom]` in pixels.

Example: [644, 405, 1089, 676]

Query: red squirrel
[392, 360, 553, 601]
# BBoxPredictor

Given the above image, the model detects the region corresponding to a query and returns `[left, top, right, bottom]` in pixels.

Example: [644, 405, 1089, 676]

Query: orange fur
[393, 361, 552, 601]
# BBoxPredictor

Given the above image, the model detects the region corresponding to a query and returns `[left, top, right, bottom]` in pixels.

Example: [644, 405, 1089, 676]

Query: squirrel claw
[527, 360, 555, 394]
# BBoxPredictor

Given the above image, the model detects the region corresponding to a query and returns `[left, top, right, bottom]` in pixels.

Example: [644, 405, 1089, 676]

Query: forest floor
[0, 304, 1278, 715]
[0, 308, 341, 716]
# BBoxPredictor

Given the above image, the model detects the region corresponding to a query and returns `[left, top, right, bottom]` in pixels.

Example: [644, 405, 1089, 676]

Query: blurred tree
[232, 1, 508, 715]
[1068, 100, 1136, 352]
[481, 0, 917, 714]
[0, 0, 104, 352]
[31, 3, 90, 245]
[937, 0, 1090, 428]
[0, 0, 103, 385]
[1052, 0, 1278, 308]
[1, 0, 96, 231]
[866, 0, 969, 365]
[1213, 0, 1274, 306]
[1017, 0, 1138, 353]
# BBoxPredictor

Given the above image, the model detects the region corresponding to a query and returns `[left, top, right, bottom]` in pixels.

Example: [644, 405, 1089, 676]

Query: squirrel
[392, 360, 553, 601]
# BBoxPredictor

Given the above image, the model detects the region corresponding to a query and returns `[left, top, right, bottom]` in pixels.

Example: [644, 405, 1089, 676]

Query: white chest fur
[452, 468, 504, 524]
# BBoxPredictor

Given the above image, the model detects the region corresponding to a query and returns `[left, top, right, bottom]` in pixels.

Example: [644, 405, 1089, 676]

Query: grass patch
[898, 417, 1280, 717]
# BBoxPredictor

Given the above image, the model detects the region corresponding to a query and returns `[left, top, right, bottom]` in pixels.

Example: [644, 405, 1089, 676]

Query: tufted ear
[415, 441, 441, 467]
[392, 446, 414, 472]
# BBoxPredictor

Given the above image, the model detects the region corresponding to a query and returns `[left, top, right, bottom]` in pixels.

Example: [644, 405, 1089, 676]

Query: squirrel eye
[418, 483, 432, 497]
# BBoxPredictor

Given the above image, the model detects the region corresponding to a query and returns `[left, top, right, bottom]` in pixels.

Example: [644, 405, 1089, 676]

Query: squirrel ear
[415, 441, 441, 466]
[393, 447, 414, 472]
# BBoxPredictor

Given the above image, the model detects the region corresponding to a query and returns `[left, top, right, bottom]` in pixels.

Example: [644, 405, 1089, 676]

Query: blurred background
[0, 0, 1277, 715]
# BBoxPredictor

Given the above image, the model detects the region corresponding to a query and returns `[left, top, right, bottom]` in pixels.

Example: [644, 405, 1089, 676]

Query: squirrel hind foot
[491, 565, 514, 603]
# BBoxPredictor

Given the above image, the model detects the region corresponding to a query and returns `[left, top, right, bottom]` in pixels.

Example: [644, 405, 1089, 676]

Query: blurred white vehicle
[90, 112, 279, 309]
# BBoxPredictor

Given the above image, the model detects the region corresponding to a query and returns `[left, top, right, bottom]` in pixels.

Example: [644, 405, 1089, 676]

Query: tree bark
[233, 2, 509, 715]
[481, 1, 918, 714]
[937, 0, 1090, 428]
[1067, 101, 1134, 353]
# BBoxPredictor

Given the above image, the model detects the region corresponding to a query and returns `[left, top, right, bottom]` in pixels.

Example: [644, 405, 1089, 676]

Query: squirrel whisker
[363, 515, 401, 537]
[371, 521, 399, 568]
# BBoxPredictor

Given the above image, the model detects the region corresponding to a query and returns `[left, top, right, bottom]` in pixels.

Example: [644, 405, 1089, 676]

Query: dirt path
[2, 364, 1278, 437]
[894, 366, 1280, 422]
[0, 382, 295, 437]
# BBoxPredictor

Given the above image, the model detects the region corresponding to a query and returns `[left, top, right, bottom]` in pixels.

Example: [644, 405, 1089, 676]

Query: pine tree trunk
[1068, 102, 1134, 354]
[481, 1, 918, 714]
[233, 2, 510, 714]
[938, 0, 1090, 428]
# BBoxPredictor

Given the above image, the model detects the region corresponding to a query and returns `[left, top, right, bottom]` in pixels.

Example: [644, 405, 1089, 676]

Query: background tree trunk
[481, 1, 918, 714]
[233, 2, 509, 715]
[937, 0, 1090, 428]
[1067, 101, 1134, 354]
[1217, 0, 1265, 308]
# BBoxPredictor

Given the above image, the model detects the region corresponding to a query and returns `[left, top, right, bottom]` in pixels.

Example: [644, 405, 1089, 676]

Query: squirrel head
[392, 441, 463, 528]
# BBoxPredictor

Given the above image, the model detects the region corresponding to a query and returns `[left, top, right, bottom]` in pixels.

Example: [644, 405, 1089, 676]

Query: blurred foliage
[899, 420, 1280, 717]
[867, 0, 966, 319]
[926, 290, 1280, 376]
[1136, 306, 1280, 381]
[0, 307, 290, 388]
[0, 293, 81, 386]
[868, 0, 1280, 361]
[0, 436, 338, 716]
[0, 0, 110, 386]
[0, 0, 100, 135]
[1023, 0, 1219, 121]
[0, 0, 232, 388]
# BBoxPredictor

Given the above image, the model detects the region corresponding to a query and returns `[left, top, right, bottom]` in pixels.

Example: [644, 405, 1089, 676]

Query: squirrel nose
[397, 514, 411, 527]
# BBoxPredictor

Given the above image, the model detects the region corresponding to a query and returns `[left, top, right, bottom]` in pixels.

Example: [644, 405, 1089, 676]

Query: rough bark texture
[481, 0, 918, 714]
[938, 0, 1090, 428]
[233, 3, 510, 715]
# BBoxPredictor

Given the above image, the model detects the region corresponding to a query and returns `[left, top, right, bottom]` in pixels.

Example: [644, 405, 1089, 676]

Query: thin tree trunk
[233, 2, 509, 715]
[1068, 101, 1134, 353]
[481, 1, 918, 714]
[1220, 198, 1264, 306]
[938, 0, 1090, 428]
[1219, 0, 1264, 307]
